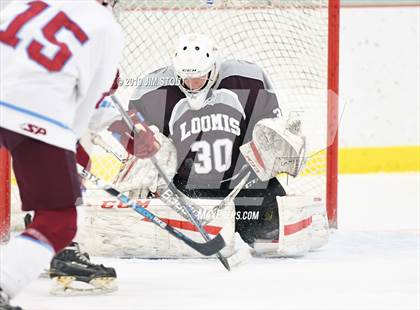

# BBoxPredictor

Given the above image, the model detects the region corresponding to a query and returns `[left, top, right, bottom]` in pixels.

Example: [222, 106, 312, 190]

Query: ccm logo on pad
[21, 123, 47, 135]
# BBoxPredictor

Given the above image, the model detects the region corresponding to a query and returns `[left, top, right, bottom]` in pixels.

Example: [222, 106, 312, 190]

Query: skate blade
[50, 276, 117, 296]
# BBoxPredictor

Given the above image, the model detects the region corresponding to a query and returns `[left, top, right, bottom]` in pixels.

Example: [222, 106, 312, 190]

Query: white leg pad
[309, 203, 329, 251]
[253, 195, 328, 257]
[0, 235, 54, 298]
[77, 197, 236, 258]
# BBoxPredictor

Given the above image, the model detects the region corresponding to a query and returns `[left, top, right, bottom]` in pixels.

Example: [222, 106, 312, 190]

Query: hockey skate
[0, 288, 22, 310]
[49, 242, 117, 295]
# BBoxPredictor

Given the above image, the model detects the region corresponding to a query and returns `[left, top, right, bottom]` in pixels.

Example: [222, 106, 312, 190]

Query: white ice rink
[11, 173, 420, 310]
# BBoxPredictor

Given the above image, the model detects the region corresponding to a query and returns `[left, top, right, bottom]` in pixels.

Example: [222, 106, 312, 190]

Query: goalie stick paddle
[77, 165, 225, 256]
[202, 171, 251, 225]
[111, 95, 231, 271]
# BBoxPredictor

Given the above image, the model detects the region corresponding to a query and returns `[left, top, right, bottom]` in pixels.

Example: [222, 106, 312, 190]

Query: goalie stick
[111, 95, 231, 271]
[204, 171, 251, 224]
[77, 165, 225, 256]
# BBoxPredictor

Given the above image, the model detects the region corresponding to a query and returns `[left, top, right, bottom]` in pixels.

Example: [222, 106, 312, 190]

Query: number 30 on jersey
[191, 139, 233, 174]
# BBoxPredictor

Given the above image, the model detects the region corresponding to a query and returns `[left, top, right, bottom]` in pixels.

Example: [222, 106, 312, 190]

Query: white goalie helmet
[172, 33, 220, 110]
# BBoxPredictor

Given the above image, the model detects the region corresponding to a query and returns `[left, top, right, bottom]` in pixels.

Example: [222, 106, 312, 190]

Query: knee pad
[23, 208, 77, 253]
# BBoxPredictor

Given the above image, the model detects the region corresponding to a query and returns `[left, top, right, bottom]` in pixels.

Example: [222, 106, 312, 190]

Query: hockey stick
[90, 133, 129, 164]
[111, 95, 231, 271]
[203, 171, 250, 224]
[77, 165, 225, 256]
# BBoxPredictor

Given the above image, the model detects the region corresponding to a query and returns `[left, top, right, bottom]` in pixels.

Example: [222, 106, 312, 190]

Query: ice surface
[10, 173, 420, 309]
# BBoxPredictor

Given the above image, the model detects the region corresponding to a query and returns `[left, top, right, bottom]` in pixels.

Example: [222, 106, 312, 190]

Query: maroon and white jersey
[129, 59, 281, 190]
[0, 0, 124, 152]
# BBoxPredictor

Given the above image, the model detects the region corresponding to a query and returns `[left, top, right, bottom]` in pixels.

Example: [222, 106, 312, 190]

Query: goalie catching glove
[113, 127, 177, 198]
[240, 117, 306, 181]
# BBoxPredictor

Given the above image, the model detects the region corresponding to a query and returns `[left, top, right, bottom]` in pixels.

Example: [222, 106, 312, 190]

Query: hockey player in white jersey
[0, 1, 157, 309]
[90, 34, 328, 260]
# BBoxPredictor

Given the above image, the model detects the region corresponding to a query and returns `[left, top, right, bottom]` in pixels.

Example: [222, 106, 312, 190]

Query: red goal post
[327, 0, 340, 228]
[0, 0, 340, 242]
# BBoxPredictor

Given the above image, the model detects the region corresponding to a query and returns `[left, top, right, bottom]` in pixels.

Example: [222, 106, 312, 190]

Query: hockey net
[0, 0, 339, 242]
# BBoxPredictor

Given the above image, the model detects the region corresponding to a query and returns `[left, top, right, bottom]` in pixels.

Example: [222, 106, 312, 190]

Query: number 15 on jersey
[0, 1, 88, 72]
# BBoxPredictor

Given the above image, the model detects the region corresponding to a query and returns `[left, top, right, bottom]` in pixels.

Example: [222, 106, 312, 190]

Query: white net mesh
[113, 0, 329, 196]
[10, 0, 330, 234]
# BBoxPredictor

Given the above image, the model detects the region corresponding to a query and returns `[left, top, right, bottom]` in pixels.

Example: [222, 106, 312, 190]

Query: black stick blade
[186, 234, 226, 256]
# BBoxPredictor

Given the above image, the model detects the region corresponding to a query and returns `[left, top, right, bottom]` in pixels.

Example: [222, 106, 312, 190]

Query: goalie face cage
[0, 0, 339, 242]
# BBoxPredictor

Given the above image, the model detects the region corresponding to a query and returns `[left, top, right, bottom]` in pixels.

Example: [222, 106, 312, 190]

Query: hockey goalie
[77, 33, 329, 262]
